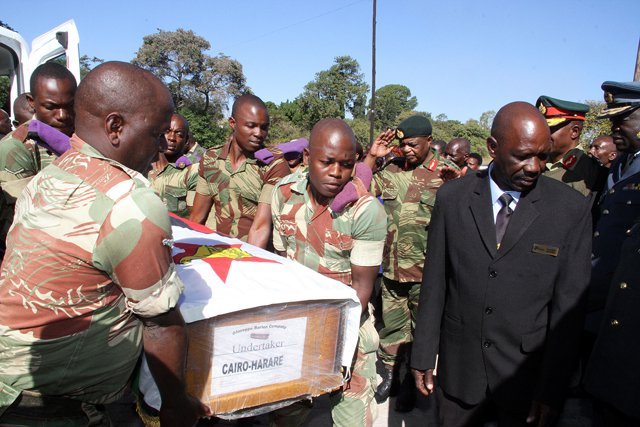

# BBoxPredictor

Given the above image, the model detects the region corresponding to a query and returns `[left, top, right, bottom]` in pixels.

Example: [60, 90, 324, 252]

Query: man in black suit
[411, 102, 592, 426]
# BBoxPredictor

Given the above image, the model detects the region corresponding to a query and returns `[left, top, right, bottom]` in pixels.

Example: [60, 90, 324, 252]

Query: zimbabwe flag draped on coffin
[139, 214, 361, 416]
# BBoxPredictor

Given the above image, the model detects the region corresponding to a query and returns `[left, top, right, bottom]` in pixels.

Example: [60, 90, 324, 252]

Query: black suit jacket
[411, 170, 592, 408]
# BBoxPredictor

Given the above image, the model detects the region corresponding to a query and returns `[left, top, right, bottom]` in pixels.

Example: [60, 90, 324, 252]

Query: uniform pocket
[163, 185, 188, 215]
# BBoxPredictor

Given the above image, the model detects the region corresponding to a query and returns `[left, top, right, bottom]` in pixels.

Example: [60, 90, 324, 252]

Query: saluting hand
[367, 128, 396, 159]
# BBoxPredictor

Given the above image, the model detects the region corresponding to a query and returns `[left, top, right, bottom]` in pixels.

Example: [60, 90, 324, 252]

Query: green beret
[396, 115, 432, 140]
[535, 95, 589, 127]
[597, 81, 640, 119]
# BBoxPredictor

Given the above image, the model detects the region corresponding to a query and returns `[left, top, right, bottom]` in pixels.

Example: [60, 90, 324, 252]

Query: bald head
[75, 61, 172, 122]
[13, 93, 34, 126]
[491, 102, 549, 146]
[309, 118, 357, 152]
[306, 118, 357, 204]
[75, 61, 174, 173]
[589, 135, 618, 168]
[445, 137, 471, 168]
[488, 102, 551, 191]
[232, 94, 267, 118]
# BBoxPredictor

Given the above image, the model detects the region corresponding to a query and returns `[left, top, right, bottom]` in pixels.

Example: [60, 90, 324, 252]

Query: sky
[4, 0, 639, 122]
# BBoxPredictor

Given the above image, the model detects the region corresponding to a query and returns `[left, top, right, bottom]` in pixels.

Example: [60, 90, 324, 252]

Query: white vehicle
[0, 20, 80, 120]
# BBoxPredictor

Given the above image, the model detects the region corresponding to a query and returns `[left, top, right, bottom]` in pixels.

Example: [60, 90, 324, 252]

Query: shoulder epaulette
[562, 148, 584, 171]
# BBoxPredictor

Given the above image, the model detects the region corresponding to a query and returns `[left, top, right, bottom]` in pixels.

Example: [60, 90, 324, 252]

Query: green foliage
[0, 76, 9, 112]
[80, 55, 104, 80]
[371, 84, 417, 129]
[264, 101, 307, 145]
[295, 56, 369, 130]
[179, 108, 229, 149]
[431, 115, 489, 157]
[133, 28, 246, 119]
[581, 100, 610, 148]
[347, 117, 378, 149]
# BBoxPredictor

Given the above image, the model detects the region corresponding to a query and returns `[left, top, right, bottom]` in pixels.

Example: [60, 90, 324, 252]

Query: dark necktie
[495, 193, 514, 249]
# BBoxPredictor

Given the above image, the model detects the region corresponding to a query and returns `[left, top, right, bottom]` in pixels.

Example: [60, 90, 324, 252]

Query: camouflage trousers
[270, 311, 379, 427]
[377, 277, 421, 368]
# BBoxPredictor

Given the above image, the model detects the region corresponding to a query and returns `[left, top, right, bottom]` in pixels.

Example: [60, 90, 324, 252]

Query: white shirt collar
[488, 163, 521, 222]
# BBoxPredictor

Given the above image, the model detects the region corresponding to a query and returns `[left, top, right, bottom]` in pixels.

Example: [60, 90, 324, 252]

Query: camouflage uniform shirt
[372, 151, 454, 283]
[544, 147, 608, 197]
[149, 156, 199, 218]
[272, 171, 387, 286]
[0, 120, 60, 254]
[196, 142, 290, 240]
[0, 135, 183, 407]
[185, 141, 207, 163]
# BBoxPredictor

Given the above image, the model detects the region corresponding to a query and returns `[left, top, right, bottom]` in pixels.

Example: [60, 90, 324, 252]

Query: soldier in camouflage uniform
[0, 62, 209, 425]
[148, 113, 199, 218]
[272, 119, 387, 427]
[0, 63, 76, 259]
[189, 94, 290, 249]
[536, 95, 608, 198]
[364, 115, 458, 411]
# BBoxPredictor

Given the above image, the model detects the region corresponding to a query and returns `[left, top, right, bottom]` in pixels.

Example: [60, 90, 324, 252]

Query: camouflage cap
[597, 81, 640, 119]
[396, 115, 432, 140]
[535, 95, 589, 127]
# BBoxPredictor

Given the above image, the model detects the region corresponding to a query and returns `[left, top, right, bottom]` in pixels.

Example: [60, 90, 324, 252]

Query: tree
[479, 110, 496, 130]
[371, 84, 417, 128]
[179, 108, 229, 149]
[296, 56, 369, 130]
[80, 55, 104, 79]
[133, 28, 246, 118]
[264, 101, 306, 145]
[581, 100, 610, 147]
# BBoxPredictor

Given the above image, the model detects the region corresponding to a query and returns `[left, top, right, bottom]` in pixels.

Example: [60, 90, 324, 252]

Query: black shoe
[394, 371, 416, 413]
[374, 366, 399, 403]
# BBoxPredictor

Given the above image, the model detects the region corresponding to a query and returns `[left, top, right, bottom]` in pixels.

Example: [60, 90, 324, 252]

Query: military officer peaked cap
[597, 81, 640, 119]
[396, 115, 432, 140]
[536, 95, 589, 127]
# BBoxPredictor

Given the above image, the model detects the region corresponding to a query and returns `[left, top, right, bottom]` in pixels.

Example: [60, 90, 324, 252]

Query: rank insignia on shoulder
[427, 158, 438, 171]
[562, 154, 578, 170]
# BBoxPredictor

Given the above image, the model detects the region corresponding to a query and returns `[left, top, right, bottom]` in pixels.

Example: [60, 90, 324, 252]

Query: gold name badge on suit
[531, 244, 560, 257]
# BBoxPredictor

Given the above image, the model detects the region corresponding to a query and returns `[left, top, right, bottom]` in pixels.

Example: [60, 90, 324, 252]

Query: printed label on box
[211, 316, 308, 396]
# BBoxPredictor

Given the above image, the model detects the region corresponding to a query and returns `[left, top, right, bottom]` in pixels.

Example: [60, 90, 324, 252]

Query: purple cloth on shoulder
[27, 120, 71, 157]
[330, 162, 373, 213]
[174, 155, 192, 168]
[277, 138, 309, 155]
[254, 148, 274, 164]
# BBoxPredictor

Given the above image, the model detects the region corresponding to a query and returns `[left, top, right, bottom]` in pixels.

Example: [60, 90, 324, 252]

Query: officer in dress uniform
[537, 96, 607, 198]
[587, 81, 640, 336]
[584, 80, 640, 427]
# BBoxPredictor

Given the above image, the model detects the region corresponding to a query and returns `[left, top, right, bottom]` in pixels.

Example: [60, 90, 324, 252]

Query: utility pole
[369, 0, 377, 145]
[634, 37, 640, 81]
